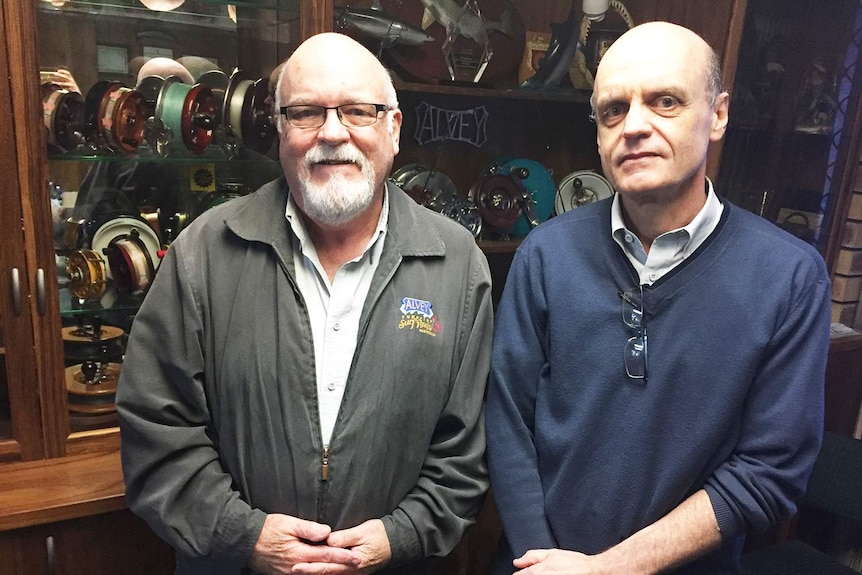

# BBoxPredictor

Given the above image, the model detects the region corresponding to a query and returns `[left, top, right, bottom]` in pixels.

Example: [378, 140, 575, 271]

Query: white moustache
[305, 145, 366, 168]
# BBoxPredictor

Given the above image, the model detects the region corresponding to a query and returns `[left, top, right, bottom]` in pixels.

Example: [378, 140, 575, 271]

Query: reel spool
[103, 229, 156, 295]
[41, 83, 85, 152]
[65, 248, 107, 301]
[392, 163, 428, 189]
[402, 169, 459, 209]
[98, 83, 148, 153]
[154, 76, 216, 155]
[90, 215, 162, 290]
[222, 69, 276, 154]
[136, 75, 166, 110]
[469, 174, 525, 234]
[555, 170, 614, 214]
[83, 80, 116, 148]
[484, 157, 555, 236]
[198, 70, 229, 129]
[245, 78, 277, 153]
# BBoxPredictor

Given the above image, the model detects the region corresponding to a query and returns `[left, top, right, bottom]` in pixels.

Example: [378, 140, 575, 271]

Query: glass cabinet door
[34, 0, 301, 434]
[717, 0, 862, 262]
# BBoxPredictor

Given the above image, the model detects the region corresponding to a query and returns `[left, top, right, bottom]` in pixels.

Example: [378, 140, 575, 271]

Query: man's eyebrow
[593, 90, 627, 105]
[641, 83, 690, 97]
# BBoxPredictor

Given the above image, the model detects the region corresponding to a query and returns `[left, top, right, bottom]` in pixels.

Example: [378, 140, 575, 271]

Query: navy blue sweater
[486, 198, 831, 574]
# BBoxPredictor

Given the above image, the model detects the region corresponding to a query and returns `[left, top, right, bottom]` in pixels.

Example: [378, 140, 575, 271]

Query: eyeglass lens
[283, 104, 384, 128]
[620, 288, 648, 381]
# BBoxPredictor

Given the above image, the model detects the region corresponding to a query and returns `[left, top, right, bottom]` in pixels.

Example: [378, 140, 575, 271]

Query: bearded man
[117, 32, 493, 575]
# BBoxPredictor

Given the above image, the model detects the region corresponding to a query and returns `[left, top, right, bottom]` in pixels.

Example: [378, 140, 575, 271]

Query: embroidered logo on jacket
[398, 297, 442, 336]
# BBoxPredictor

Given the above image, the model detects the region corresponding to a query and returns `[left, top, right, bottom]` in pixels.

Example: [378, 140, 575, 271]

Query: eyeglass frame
[619, 287, 648, 383]
[278, 103, 390, 128]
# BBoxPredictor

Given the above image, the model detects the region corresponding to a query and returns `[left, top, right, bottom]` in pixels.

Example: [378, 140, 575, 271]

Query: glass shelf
[58, 285, 145, 317]
[36, 0, 300, 24]
[49, 144, 281, 163]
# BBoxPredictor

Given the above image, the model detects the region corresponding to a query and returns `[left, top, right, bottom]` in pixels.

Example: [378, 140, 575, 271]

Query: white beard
[298, 143, 378, 227]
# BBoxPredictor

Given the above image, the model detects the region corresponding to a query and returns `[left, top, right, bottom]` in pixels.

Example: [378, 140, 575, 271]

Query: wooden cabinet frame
[4, 0, 857, 460]
[0, 0, 65, 463]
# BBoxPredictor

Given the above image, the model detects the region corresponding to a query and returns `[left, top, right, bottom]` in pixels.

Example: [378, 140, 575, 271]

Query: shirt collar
[612, 179, 722, 252]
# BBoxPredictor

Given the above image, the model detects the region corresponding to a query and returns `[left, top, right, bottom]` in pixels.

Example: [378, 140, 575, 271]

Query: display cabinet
[717, 0, 862, 276]
[1, 0, 310, 465]
[0, 0, 752, 467]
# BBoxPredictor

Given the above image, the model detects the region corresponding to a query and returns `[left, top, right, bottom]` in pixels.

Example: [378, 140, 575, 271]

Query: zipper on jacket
[321, 444, 329, 481]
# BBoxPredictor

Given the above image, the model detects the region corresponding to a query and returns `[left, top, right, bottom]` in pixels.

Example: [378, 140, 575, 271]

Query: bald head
[136, 57, 194, 85]
[596, 22, 722, 106]
[275, 33, 397, 115]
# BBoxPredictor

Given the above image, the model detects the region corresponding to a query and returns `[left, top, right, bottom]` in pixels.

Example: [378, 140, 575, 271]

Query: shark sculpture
[419, 0, 518, 45]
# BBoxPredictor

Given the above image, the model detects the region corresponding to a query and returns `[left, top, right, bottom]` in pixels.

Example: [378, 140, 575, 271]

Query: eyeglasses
[620, 286, 648, 382]
[279, 103, 389, 128]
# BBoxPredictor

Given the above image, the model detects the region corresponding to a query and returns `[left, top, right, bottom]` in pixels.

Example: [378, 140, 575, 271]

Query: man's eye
[291, 108, 321, 120]
[342, 106, 373, 117]
[657, 96, 678, 108]
[601, 104, 626, 120]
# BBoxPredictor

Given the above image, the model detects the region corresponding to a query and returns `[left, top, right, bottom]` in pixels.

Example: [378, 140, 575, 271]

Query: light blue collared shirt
[286, 192, 388, 444]
[611, 179, 723, 285]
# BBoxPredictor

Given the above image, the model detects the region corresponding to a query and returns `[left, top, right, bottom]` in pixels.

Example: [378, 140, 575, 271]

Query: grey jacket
[116, 179, 493, 575]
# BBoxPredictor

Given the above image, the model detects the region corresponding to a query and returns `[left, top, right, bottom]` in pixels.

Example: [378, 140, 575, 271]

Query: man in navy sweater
[485, 21, 831, 575]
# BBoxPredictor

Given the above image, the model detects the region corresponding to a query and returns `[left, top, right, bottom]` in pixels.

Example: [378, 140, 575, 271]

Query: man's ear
[710, 91, 730, 142]
[390, 109, 403, 155]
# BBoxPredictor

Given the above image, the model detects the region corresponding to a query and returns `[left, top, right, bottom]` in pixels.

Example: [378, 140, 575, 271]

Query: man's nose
[622, 104, 653, 138]
[317, 108, 350, 142]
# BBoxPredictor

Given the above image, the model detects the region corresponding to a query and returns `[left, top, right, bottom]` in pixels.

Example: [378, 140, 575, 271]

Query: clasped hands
[249, 514, 391, 575]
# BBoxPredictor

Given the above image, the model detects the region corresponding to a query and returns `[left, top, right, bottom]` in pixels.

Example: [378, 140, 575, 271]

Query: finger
[513, 549, 548, 568]
[290, 517, 333, 543]
[291, 562, 358, 575]
[326, 526, 360, 549]
[298, 544, 362, 567]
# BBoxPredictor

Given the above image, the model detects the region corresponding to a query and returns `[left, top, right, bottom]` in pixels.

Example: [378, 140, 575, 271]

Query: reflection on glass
[37, 0, 299, 433]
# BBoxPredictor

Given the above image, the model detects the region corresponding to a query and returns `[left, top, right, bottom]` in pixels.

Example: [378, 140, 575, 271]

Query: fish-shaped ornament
[335, 6, 435, 48]
[419, 0, 519, 45]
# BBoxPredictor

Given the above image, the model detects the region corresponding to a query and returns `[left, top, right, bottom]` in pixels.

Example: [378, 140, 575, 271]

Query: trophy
[438, 0, 493, 82]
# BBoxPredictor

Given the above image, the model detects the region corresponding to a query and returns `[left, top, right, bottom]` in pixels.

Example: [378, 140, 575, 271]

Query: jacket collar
[223, 177, 447, 258]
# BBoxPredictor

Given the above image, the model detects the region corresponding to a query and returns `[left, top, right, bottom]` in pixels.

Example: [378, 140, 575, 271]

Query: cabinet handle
[11, 267, 22, 315]
[36, 268, 46, 316]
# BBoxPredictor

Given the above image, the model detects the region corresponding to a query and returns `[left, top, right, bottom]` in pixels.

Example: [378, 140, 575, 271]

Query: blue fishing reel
[482, 157, 555, 237]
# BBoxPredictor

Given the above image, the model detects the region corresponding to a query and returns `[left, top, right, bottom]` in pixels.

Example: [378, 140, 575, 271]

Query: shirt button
[624, 233, 634, 243]
[333, 322, 341, 331]
[649, 273, 658, 281]
[327, 382, 336, 391]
